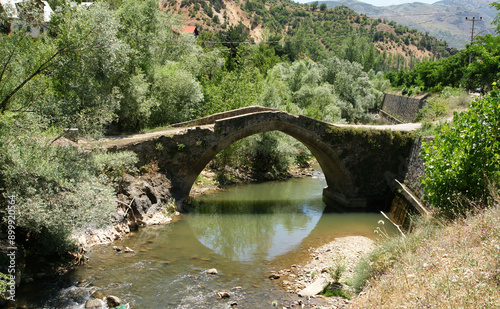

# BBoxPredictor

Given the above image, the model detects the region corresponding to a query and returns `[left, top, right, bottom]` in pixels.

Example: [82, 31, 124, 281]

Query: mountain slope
[162, 0, 452, 70]
[320, 0, 497, 48]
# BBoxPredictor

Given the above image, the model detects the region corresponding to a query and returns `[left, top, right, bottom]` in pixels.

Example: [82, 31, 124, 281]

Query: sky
[294, 0, 439, 7]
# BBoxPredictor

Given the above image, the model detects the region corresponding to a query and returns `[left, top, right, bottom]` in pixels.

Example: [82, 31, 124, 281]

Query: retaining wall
[381, 94, 428, 123]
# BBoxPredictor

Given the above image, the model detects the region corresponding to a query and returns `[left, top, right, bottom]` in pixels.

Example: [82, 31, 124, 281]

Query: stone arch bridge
[110, 106, 416, 212]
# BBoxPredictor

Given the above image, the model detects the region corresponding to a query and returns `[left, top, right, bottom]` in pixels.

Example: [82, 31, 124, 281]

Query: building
[182, 25, 198, 39]
[0, 0, 53, 36]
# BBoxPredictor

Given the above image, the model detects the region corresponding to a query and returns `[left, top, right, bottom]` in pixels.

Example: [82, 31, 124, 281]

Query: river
[16, 168, 395, 308]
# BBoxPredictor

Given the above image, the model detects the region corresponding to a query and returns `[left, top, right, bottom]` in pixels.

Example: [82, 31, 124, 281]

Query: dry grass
[350, 206, 500, 308]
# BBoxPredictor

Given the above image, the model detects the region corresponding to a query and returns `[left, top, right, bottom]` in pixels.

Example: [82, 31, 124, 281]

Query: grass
[349, 204, 500, 308]
[414, 87, 473, 137]
[321, 284, 352, 299]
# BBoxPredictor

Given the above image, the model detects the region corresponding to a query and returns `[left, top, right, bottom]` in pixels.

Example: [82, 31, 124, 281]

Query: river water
[16, 169, 395, 308]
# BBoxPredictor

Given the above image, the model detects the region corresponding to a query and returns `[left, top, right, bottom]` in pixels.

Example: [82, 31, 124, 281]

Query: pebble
[217, 290, 231, 299]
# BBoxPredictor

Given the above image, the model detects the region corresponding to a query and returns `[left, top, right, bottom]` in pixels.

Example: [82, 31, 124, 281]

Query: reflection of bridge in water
[109, 106, 417, 212]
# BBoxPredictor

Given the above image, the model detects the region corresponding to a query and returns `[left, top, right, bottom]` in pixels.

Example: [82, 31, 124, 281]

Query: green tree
[149, 63, 204, 126]
[421, 84, 500, 216]
[49, 2, 130, 135]
[321, 57, 375, 122]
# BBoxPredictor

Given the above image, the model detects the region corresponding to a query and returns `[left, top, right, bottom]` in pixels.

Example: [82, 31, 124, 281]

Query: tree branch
[0, 48, 63, 113]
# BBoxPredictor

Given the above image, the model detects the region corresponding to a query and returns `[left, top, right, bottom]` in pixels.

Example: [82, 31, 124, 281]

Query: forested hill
[319, 0, 497, 49]
[161, 0, 453, 70]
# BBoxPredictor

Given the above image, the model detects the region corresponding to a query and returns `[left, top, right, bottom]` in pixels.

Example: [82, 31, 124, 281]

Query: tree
[421, 84, 500, 216]
[148, 63, 203, 126]
[320, 3, 327, 12]
[49, 2, 130, 135]
[218, 23, 249, 71]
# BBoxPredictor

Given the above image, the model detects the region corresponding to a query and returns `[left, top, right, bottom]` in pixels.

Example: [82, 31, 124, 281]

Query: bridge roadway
[98, 118, 421, 148]
[97, 106, 420, 211]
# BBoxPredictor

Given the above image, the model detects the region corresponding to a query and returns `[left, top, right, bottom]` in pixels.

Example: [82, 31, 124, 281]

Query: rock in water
[217, 290, 231, 298]
[268, 273, 280, 279]
[85, 298, 104, 308]
[106, 295, 122, 307]
[206, 268, 218, 275]
[297, 278, 329, 297]
[123, 247, 134, 253]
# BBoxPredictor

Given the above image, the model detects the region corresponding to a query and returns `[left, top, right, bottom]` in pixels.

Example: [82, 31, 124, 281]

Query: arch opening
[179, 119, 354, 210]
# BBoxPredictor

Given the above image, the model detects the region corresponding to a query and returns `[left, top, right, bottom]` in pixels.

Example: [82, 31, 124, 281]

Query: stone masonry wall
[381, 94, 428, 123]
[390, 136, 433, 226]
[404, 137, 433, 204]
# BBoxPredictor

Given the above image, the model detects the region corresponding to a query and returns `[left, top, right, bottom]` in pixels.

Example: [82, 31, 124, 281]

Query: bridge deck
[83, 107, 421, 148]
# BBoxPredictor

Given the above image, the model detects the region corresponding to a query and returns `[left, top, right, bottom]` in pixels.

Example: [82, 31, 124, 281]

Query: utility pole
[466, 16, 482, 64]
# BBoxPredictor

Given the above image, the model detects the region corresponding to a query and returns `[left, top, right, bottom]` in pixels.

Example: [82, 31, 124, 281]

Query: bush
[414, 99, 448, 122]
[0, 135, 138, 256]
[211, 131, 311, 178]
[421, 83, 500, 216]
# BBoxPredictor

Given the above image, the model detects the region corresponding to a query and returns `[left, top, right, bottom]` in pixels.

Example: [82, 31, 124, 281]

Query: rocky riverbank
[272, 236, 375, 308]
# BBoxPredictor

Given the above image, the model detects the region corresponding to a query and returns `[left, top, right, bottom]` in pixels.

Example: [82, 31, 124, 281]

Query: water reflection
[188, 176, 327, 262]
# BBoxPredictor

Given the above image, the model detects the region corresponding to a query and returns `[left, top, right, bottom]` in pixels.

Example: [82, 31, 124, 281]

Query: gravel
[276, 236, 374, 308]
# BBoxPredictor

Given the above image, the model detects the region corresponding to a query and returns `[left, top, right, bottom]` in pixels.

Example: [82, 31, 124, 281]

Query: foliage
[387, 4, 500, 92]
[0, 271, 8, 300]
[0, 116, 138, 256]
[260, 57, 375, 123]
[329, 256, 346, 282]
[321, 285, 351, 299]
[149, 63, 204, 126]
[414, 98, 448, 122]
[201, 65, 264, 116]
[49, 2, 130, 136]
[421, 85, 500, 216]
[212, 131, 310, 179]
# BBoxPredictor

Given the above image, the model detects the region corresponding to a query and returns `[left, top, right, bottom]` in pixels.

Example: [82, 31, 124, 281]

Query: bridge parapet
[171, 106, 280, 128]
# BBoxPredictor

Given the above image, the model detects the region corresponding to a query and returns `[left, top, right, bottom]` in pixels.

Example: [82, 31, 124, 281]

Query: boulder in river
[269, 273, 280, 280]
[106, 295, 122, 307]
[217, 290, 231, 299]
[206, 268, 218, 275]
[85, 298, 104, 308]
[297, 278, 329, 297]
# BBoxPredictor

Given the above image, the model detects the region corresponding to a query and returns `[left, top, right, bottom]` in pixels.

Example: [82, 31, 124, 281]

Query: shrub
[421, 83, 500, 216]
[414, 99, 448, 122]
[0, 136, 138, 257]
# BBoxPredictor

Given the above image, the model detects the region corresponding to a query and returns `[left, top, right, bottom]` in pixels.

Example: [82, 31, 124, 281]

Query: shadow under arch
[180, 114, 354, 210]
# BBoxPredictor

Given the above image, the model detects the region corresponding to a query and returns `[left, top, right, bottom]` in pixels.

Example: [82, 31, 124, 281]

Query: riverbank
[349, 205, 500, 308]
[273, 236, 374, 308]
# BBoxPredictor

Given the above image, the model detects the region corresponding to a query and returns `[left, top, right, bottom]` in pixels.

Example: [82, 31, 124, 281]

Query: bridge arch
[118, 107, 414, 212]
[179, 112, 355, 206]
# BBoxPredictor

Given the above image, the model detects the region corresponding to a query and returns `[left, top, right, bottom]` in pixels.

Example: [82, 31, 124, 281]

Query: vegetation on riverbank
[346, 83, 500, 306]
[350, 204, 500, 308]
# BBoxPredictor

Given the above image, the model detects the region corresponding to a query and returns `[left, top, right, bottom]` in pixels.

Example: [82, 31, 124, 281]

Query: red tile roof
[182, 26, 197, 34]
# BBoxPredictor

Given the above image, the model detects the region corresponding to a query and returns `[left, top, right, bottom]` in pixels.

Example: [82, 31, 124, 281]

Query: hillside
[320, 0, 497, 49]
[161, 0, 453, 70]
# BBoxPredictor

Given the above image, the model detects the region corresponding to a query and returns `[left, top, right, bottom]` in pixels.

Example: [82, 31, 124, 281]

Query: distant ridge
[319, 0, 497, 48]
